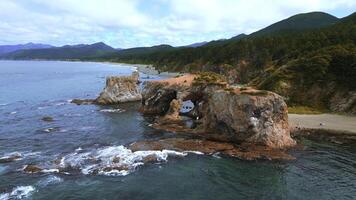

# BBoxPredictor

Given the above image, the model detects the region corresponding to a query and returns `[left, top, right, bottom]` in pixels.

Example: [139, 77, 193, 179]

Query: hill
[0, 43, 53, 55]
[2, 42, 116, 60]
[251, 12, 339, 36]
[105, 12, 356, 113]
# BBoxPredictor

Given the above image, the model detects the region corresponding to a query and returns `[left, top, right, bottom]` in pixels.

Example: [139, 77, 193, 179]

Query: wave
[99, 108, 125, 113]
[30, 145, 189, 177]
[0, 186, 35, 200]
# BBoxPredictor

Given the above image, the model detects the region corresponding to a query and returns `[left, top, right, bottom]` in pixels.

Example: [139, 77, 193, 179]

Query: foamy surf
[99, 108, 125, 113]
[0, 186, 35, 200]
[33, 145, 189, 176]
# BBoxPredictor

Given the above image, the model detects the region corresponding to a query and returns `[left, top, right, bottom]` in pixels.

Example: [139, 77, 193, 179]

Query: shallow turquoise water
[0, 61, 355, 200]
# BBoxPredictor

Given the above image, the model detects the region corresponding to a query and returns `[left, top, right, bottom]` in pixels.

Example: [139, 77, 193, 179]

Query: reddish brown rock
[140, 73, 296, 149]
[129, 138, 294, 161]
[23, 164, 42, 173]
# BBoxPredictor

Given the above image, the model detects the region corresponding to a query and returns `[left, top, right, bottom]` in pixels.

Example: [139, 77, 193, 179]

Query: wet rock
[102, 165, 130, 172]
[23, 164, 42, 173]
[0, 153, 22, 163]
[130, 138, 294, 161]
[71, 99, 95, 105]
[95, 72, 142, 104]
[41, 116, 54, 122]
[142, 155, 158, 163]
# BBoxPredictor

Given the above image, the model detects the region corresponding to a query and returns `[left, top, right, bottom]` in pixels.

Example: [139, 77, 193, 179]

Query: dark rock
[41, 116, 54, 122]
[71, 99, 95, 105]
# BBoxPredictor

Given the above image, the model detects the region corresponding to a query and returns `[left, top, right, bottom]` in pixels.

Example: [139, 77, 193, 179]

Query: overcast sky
[0, 0, 355, 48]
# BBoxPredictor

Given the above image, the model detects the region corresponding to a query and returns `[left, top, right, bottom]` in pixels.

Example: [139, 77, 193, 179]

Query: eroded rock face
[140, 74, 296, 149]
[140, 82, 179, 115]
[200, 89, 295, 148]
[95, 71, 142, 105]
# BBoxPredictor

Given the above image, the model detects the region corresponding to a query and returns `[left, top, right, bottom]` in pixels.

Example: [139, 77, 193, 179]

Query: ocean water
[0, 60, 355, 200]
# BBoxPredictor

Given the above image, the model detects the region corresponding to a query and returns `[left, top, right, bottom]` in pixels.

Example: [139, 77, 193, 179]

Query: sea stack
[95, 71, 142, 104]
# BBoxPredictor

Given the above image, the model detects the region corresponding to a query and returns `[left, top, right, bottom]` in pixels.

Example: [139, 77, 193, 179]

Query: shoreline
[289, 113, 356, 143]
[0, 59, 180, 77]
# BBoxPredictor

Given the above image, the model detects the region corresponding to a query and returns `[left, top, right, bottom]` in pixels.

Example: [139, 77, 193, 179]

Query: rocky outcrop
[140, 74, 296, 149]
[95, 71, 141, 104]
[200, 89, 295, 148]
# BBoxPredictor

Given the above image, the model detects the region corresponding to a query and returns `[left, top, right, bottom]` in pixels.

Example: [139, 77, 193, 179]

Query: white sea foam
[0, 186, 35, 200]
[0, 152, 22, 162]
[183, 151, 204, 155]
[54, 145, 188, 176]
[0, 151, 41, 164]
[41, 169, 60, 173]
[99, 108, 125, 113]
[10, 111, 17, 115]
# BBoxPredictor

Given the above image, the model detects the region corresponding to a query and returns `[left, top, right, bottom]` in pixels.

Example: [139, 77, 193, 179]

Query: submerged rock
[71, 99, 95, 105]
[0, 153, 22, 163]
[95, 71, 142, 104]
[41, 116, 54, 122]
[140, 74, 296, 149]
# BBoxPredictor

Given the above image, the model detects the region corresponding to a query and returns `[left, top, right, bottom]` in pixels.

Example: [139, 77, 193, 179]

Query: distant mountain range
[0, 11, 349, 61]
[0, 43, 54, 55]
[2, 42, 116, 60]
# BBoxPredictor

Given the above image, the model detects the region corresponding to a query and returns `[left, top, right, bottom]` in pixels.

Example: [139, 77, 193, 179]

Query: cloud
[0, 0, 354, 48]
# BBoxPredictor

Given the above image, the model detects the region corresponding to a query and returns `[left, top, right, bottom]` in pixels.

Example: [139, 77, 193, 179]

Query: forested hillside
[102, 12, 356, 112]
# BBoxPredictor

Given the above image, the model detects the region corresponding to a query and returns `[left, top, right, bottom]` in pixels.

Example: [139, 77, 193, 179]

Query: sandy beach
[289, 114, 356, 134]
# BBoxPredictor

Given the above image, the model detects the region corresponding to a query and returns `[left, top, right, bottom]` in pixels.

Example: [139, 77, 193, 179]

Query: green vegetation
[192, 72, 226, 86]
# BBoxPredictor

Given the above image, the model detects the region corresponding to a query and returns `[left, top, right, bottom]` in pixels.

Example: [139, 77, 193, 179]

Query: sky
[0, 0, 355, 48]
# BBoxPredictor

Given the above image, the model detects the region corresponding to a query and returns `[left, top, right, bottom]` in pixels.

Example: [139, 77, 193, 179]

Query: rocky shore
[71, 69, 356, 161]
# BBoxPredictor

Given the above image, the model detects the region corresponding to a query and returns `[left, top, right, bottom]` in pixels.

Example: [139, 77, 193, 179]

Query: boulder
[95, 71, 142, 105]
[200, 89, 295, 148]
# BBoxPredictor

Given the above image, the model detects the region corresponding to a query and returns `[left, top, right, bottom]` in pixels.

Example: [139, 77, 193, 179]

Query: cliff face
[140, 74, 295, 148]
[96, 71, 142, 104]
[201, 89, 295, 148]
